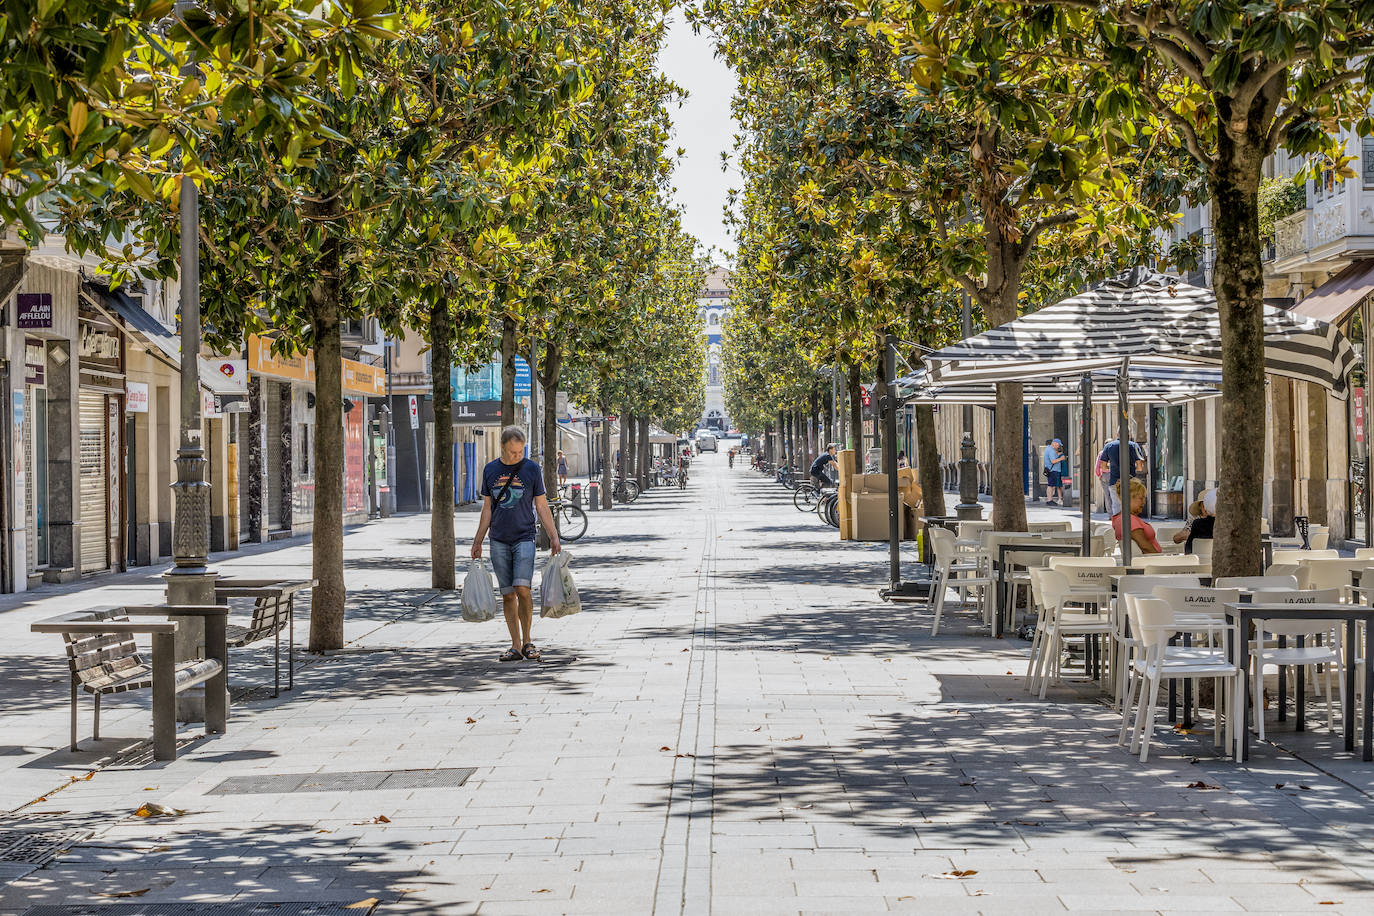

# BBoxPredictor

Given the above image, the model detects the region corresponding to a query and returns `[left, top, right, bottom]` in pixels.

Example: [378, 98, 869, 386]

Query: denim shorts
[489, 539, 536, 594]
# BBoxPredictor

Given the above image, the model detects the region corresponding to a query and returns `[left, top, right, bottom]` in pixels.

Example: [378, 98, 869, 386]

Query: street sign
[407, 395, 419, 430]
[860, 385, 872, 407]
[514, 357, 531, 397]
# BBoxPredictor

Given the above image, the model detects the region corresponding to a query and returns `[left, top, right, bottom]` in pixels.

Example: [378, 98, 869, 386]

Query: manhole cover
[206, 767, 475, 795]
[22, 905, 364, 915]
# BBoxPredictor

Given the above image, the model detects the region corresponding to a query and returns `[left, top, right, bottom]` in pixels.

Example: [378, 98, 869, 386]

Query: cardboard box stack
[836, 449, 857, 540]
[848, 472, 906, 541]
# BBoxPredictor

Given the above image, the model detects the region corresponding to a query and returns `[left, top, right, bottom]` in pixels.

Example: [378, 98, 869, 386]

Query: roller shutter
[79, 389, 109, 573]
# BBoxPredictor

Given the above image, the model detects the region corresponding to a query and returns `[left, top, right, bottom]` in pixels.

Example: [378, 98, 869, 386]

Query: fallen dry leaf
[929, 869, 978, 879]
[752, 727, 761, 732]
[1300, 785, 1313, 791]
[372, 815, 390, 824]
[681, 648, 689, 652]
[1185, 781, 1221, 791]
[95, 889, 150, 898]
[143, 787, 157, 791]
[1319, 902, 1342, 906]
[675, 753, 695, 759]
[83, 772, 95, 780]
[465, 717, 477, 724]
[534, 888, 552, 894]
[134, 803, 186, 818]
[508, 711, 518, 717]
[1275, 783, 1285, 789]
[659, 746, 672, 752]
[345, 899, 379, 910]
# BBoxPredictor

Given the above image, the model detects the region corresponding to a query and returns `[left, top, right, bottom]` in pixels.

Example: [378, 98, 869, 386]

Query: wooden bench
[31, 605, 229, 761]
[213, 578, 316, 697]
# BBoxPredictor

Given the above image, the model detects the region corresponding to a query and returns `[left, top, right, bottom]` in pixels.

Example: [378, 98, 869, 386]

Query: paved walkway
[2, 457, 1374, 913]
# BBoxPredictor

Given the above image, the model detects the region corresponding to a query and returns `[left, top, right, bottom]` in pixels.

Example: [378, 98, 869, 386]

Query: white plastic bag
[539, 552, 581, 619]
[461, 559, 498, 622]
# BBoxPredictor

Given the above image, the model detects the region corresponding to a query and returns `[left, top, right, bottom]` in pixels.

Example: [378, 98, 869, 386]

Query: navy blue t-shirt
[480, 458, 545, 544]
[1097, 439, 1147, 485]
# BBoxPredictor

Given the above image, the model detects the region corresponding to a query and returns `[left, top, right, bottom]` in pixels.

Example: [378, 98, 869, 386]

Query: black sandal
[522, 643, 541, 661]
[499, 648, 523, 662]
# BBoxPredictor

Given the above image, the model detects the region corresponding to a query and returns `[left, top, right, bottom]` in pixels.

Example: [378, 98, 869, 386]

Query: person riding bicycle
[809, 444, 838, 491]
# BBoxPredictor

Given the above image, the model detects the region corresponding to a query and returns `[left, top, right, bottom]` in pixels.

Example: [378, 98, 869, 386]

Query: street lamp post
[164, 161, 218, 722]
[956, 290, 983, 521]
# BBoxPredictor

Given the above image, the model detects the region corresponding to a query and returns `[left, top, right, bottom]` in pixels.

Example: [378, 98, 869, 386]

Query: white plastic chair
[1190, 538, 1214, 561]
[1250, 588, 1344, 738]
[928, 527, 990, 636]
[1214, 575, 1299, 591]
[1119, 596, 1239, 762]
[1272, 548, 1339, 566]
[1309, 526, 1331, 550]
[1026, 568, 1114, 698]
[1294, 558, 1373, 597]
[1111, 575, 1203, 707]
[1027, 520, 1072, 533]
[1132, 553, 1201, 571]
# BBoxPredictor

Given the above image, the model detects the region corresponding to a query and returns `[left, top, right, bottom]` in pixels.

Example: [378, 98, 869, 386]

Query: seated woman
[1173, 488, 1216, 554]
[1112, 477, 1161, 554]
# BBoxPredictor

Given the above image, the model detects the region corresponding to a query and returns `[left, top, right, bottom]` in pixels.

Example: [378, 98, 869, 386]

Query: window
[299, 424, 311, 478]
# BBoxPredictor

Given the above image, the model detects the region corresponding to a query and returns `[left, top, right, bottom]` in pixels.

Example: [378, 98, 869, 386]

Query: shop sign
[24, 341, 44, 386]
[248, 334, 314, 382]
[372, 435, 387, 481]
[79, 325, 120, 359]
[12, 391, 24, 500]
[453, 400, 502, 422]
[201, 357, 248, 393]
[202, 389, 221, 418]
[126, 381, 149, 413]
[1357, 388, 1366, 444]
[342, 357, 386, 397]
[408, 394, 419, 429]
[16, 293, 53, 329]
[514, 357, 531, 397]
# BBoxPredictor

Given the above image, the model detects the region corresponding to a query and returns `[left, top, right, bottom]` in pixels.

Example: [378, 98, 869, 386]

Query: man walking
[472, 426, 561, 662]
[1043, 438, 1066, 507]
[1096, 427, 1146, 517]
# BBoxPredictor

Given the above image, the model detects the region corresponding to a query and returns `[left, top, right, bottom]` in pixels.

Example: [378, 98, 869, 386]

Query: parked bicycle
[547, 496, 588, 541]
[612, 477, 640, 503]
[1354, 458, 1367, 519]
[815, 491, 840, 528]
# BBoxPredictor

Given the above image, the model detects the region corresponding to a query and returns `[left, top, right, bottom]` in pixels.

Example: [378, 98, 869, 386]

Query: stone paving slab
[2, 462, 1374, 913]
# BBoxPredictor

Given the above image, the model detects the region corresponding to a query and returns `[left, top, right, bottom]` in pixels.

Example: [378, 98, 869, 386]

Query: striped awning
[924, 269, 1358, 398]
[896, 366, 1223, 406]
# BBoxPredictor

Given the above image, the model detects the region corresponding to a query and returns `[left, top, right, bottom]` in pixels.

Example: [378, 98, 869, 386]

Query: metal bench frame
[32, 605, 229, 761]
[213, 578, 316, 698]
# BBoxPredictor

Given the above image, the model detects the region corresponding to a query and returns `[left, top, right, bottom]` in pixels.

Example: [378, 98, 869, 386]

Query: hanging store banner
[201, 357, 249, 393]
[247, 335, 314, 382]
[342, 358, 386, 397]
[126, 381, 149, 413]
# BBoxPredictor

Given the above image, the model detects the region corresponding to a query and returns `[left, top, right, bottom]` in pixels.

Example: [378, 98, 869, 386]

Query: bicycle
[612, 477, 640, 503]
[547, 496, 588, 541]
[1354, 459, 1367, 519]
[794, 481, 822, 511]
[816, 491, 840, 528]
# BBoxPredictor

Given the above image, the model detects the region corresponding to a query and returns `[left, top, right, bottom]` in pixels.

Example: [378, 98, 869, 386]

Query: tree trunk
[992, 382, 1027, 531]
[308, 277, 345, 650]
[776, 410, 785, 464]
[1209, 148, 1267, 578]
[915, 403, 945, 517]
[430, 299, 455, 590]
[600, 402, 613, 509]
[824, 384, 835, 450]
[638, 416, 650, 490]
[847, 364, 862, 454]
[764, 422, 774, 463]
[540, 342, 561, 497]
[618, 410, 628, 486]
[499, 315, 516, 427]
[626, 411, 638, 485]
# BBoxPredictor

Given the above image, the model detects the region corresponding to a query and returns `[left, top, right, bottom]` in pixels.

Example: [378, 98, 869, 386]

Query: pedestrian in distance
[897, 450, 908, 469]
[472, 426, 561, 662]
[810, 444, 839, 490]
[1043, 438, 1066, 507]
[556, 449, 568, 488]
[1096, 426, 1146, 517]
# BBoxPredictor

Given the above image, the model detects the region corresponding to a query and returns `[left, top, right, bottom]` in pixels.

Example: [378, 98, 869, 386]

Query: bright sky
[657, 9, 740, 264]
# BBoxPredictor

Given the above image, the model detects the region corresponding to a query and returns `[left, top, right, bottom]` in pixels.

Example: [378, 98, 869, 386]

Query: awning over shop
[1291, 259, 1374, 324]
[84, 281, 181, 366]
[897, 366, 1223, 406]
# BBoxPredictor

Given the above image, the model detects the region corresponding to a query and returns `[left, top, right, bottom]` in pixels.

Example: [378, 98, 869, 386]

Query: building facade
[699, 267, 731, 431]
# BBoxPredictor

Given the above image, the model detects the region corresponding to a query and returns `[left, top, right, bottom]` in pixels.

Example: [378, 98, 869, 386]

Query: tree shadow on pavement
[0, 816, 449, 910]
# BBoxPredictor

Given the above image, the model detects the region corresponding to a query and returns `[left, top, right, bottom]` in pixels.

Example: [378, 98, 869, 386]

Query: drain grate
[206, 767, 475, 795]
[0, 829, 93, 866]
[22, 904, 366, 916]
